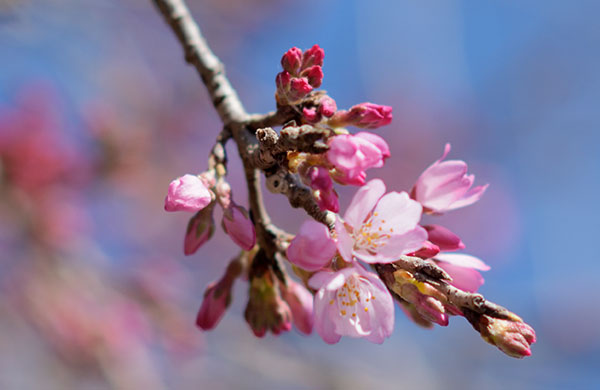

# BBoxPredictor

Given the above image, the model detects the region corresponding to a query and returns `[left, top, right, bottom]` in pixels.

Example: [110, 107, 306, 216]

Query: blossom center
[353, 212, 393, 254]
[329, 275, 376, 317]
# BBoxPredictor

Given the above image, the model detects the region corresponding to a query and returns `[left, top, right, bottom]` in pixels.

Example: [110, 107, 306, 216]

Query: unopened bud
[424, 224, 465, 251]
[318, 96, 337, 117]
[328, 103, 392, 129]
[301, 44, 324, 69]
[288, 78, 313, 103]
[222, 203, 256, 251]
[400, 283, 448, 326]
[300, 65, 323, 88]
[279, 279, 314, 335]
[244, 273, 292, 337]
[478, 315, 536, 358]
[196, 259, 243, 330]
[281, 47, 303, 75]
[184, 204, 215, 255]
[165, 174, 213, 212]
[407, 240, 440, 259]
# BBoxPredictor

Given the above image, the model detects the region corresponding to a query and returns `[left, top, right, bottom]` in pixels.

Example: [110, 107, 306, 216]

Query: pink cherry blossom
[222, 203, 256, 251]
[327, 134, 388, 185]
[336, 179, 427, 264]
[309, 264, 394, 344]
[412, 144, 488, 213]
[165, 174, 213, 212]
[286, 220, 336, 271]
[435, 253, 490, 292]
[280, 279, 314, 335]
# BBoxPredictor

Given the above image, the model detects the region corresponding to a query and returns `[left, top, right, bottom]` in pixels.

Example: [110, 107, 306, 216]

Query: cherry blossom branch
[154, 0, 535, 357]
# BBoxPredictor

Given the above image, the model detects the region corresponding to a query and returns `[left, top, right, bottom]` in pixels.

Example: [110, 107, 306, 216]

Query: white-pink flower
[412, 144, 488, 213]
[434, 253, 490, 293]
[165, 174, 213, 212]
[286, 220, 337, 271]
[309, 264, 394, 344]
[336, 179, 427, 263]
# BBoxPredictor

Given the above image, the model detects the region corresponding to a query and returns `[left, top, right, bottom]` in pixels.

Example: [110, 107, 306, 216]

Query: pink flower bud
[424, 224, 465, 251]
[288, 77, 313, 102]
[407, 240, 440, 259]
[280, 279, 314, 335]
[301, 44, 324, 69]
[300, 65, 323, 88]
[329, 103, 392, 129]
[275, 71, 291, 92]
[196, 279, 233, 330]
[215, 180, 232, 208]
[222, 203, 256, 251]
[412, 144, 488, 214]
[318, 96, 337, 117]
[281, 47, 303, 75]
[184, 205, 215, 255]
[302, 107, 319, 123]
[287, 220, 336, 271]
[400, 283, 448, 326]
[164, 174, 213, 212]
[245, 274, 292, 337]
[307, 166, 339, 212]
[478, 316, 536, 358]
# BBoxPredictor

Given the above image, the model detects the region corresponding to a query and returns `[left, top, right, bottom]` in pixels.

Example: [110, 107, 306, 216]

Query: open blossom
[336, 179, 427, 263]
[165, 174, 213, 212]
[327, 133, 389, 186]
[434, 253, 490, 292]
[222, 203, 256, 251]
[309, 264, 394, 344]
[412, 144, 488, 213]
[287, 220, 337, 271]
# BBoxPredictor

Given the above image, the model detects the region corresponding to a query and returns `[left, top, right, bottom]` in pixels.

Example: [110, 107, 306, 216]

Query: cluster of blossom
[165, 45, 535, 357]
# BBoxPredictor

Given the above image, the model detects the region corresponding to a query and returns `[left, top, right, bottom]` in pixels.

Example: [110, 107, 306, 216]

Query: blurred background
[1, 0, 599, 389]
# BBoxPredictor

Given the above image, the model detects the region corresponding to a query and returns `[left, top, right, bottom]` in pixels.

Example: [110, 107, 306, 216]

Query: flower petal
[435, 253, 490, 271]
[344, 179, 386, 227]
